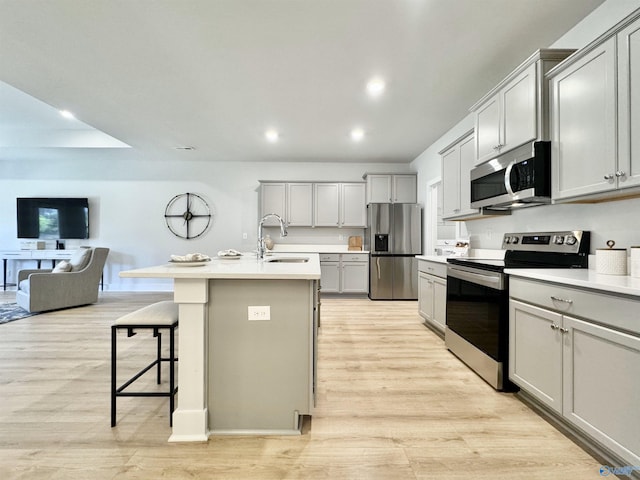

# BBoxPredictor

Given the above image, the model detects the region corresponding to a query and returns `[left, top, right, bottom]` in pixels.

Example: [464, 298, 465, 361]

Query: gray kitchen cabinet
[549, 39, 617, 200]
[340, 183, 367, 227]
[509, 299, 563, 413]
[340, 253, 369, 293]
[441, 131, 478, 220]
[207, 278, 317, 432]
[617, 15, 640, 191]
[365, 174, 417, 204]
[314, 183, 366, 228]
[392, 175, 418, 203]
[417, 259, 447, 334]
[550, 10, 640, 202]
[471, 49, 574, 166]
[366, 174, 393, 203]
[314, 183, 340, 227]
[509, 277, 640, 466]
[475, 63, 536, 165]
[319, 253, 368, 294]
[260, 182, 313, 227]
[287, 183, 313, 226]
[319, 255, 340, 293]
[260, 183, 287, 226]
[261, 181, 366, 228]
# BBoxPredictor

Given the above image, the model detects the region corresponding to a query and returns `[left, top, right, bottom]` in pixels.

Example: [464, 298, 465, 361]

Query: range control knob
[554, 236, 565, 245]
[504, 236, 512, 244]
[565, 235, 577, 246]
[510, 237, 519, 244]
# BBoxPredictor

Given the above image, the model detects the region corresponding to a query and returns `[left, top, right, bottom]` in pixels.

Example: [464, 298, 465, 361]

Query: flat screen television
[17, 197, 89, 239]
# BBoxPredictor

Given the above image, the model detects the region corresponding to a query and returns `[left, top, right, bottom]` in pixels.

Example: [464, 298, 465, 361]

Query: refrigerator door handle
[376, 257, 381, 280]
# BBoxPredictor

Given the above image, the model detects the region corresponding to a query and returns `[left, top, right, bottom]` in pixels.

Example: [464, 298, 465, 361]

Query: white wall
[411, 0, 640, 253]
[0, 158, 412, 290]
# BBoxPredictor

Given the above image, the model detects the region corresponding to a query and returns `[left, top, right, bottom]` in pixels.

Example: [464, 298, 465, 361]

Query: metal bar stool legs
[111, 301, 179, 427]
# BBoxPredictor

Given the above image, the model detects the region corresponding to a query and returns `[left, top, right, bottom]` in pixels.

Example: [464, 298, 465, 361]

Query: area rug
[0, 303, 37, 325]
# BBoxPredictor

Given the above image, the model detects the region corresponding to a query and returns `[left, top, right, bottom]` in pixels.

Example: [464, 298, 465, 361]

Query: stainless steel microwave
[470, 140, 551, 210]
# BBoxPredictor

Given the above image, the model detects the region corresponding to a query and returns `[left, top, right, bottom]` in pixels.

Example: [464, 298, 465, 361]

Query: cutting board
[348, 236, 363, 251]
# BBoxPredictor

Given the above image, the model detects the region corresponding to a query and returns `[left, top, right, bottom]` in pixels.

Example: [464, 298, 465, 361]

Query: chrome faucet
[257, 213, 287, 259]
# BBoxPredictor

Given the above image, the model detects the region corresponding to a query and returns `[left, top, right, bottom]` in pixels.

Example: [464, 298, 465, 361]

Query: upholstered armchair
[16, 247, 109, 313]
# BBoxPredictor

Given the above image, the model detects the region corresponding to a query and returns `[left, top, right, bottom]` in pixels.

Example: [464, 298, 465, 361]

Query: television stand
[1, 250, 72, 291]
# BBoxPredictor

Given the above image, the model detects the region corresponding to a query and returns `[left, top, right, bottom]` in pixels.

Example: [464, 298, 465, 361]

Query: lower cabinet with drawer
[319, 253, 368, 294]
[418, 259, 447, 334]
[509, 277, 640, 467]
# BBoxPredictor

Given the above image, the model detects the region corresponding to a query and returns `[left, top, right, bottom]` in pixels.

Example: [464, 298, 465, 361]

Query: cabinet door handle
[615, 171, 626, 178]
[550, 296, 573, 304]
[604, 174, 614, 180]
[559, 327, 569, 334]
[550, 323, 560, 330]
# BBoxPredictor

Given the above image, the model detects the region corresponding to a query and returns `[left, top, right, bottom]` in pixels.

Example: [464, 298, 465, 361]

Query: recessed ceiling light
[59, 109, 75, 119]
[366, 77, 385, 97]
[265, 129, 279, 143]
[351, 128, 365, 142]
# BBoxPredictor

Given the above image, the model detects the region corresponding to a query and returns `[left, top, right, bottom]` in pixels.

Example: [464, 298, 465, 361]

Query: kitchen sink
[264, 257, 309, 263]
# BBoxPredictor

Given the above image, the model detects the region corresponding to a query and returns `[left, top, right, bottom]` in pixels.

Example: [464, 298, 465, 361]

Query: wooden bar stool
[111, 301, 179, 427]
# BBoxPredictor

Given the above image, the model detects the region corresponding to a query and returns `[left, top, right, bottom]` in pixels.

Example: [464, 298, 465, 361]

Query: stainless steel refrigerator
[367, 203, 422, 300]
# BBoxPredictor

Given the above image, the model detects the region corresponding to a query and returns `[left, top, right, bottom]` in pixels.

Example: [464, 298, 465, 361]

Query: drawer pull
[550, 296, 573, 304]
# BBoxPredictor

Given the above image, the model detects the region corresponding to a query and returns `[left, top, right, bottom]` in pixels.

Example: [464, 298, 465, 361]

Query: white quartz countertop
[120, 253, 321, 280]
[269, 244, 368, 253]
[505, 268, 640, 297]
[415, 255, 449, 264]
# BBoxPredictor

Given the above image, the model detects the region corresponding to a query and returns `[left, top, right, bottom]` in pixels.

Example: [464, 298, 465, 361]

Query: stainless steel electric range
[445, 231, 590, 391]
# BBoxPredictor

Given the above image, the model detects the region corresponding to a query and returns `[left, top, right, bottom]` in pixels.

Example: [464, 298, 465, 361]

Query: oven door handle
[447, 267, 505, 290]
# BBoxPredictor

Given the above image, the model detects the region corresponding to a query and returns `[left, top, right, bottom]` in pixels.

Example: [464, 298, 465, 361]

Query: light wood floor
[0, 292, 606, 479]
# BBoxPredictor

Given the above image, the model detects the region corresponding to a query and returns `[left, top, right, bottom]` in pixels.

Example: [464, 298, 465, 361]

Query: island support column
[169, 277, 209, 442]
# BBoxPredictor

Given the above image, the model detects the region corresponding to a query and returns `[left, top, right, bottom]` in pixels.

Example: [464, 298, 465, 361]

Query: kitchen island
[119, 253, 321, 442]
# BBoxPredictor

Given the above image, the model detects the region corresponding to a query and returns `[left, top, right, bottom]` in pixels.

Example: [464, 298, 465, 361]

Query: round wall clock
[164, 192, 212, 239]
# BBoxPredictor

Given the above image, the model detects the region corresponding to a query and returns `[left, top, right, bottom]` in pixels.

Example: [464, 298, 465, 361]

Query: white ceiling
[0, 0, 605, 164]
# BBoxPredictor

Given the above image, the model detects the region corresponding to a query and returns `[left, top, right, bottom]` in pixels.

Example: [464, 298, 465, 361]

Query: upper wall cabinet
[260, 181, 366, 228]
[314, 183, 340, 227]
[314, 183, 367, 227]
[341, 183, 367, 227]
[365, 174, 417, 204]
[549, 10, 640, 202]
[441, 131, 479, 220]
[471, 49, 575, 166]
[287, 183, 314, 226]
[260, 183, 289, 226]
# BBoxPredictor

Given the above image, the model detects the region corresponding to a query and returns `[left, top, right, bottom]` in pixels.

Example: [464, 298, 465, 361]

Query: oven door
[445, 264, 508, 362]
